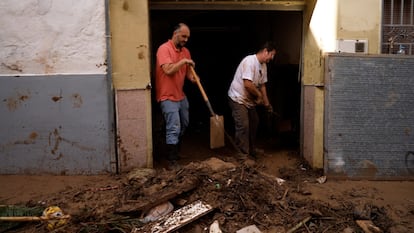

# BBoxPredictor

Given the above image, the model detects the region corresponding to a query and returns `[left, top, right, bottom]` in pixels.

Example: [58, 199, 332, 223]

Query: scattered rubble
[0, 156, 396, 233]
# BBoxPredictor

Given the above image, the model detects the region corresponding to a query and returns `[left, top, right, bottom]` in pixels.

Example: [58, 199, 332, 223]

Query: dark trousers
[228, 98, 259, 154]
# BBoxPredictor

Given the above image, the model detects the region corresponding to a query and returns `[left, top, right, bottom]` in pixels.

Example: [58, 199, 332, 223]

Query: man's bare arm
[161, 59, 194, 75]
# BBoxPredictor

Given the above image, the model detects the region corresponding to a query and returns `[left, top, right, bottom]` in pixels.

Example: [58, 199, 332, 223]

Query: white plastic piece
[236, 225, 262, 233]
[142, 201, 174, 223]
[209, 220, 223, 233]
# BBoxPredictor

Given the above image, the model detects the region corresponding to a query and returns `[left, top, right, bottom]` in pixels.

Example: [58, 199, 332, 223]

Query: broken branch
[287, 216, 312, 233]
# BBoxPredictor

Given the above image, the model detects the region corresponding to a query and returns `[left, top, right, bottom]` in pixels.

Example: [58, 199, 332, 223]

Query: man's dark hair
[259, 41, 277, 53]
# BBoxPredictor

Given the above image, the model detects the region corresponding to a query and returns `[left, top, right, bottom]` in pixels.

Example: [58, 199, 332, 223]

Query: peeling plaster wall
[0, 0, 114, 175]
[0, 0, 106, 75]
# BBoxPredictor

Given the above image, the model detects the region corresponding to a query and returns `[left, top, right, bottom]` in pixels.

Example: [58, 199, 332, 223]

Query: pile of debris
[0, 156, 392, 233]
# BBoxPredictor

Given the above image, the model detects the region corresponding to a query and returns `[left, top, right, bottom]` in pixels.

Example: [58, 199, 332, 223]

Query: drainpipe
[105, 0, 118, 173]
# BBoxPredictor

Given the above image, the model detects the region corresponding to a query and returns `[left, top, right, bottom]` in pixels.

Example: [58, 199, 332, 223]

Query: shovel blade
[210, 115, 225, 149]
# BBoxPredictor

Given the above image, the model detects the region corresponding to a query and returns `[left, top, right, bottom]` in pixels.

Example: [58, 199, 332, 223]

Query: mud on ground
[1, 150, 413, 233]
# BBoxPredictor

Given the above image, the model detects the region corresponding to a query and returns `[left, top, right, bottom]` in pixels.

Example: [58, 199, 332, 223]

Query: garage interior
[149, 6, 303, 163]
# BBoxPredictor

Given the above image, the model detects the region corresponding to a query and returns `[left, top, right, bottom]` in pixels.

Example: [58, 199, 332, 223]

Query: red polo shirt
[155, 40, 191, 102]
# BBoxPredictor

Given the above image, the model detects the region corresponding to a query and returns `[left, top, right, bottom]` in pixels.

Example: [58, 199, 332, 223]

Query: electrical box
[336, 39, 368, 54]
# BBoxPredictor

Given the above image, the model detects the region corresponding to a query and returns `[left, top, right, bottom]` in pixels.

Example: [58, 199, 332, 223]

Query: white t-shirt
[228, 54, 268, 108]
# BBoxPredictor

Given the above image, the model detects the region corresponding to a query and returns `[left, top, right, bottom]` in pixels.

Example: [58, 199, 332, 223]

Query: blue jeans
[160, 98, 190, 145]
[228, 97, 259, 154]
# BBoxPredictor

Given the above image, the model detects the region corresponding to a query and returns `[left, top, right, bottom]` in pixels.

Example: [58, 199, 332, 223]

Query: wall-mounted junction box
[336, 39, 368, 53]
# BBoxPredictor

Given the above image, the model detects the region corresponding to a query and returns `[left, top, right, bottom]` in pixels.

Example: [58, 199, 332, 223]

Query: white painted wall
[309, 0, 338, 53]
[0, 0, 106, 75]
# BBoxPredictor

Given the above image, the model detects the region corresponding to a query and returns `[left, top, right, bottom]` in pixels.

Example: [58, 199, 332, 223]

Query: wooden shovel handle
[190, 66, 215, 116]
[190, 66, 208, 101]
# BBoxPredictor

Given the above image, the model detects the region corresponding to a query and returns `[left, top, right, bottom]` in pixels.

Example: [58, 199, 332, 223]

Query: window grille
[382, 0, 414, 55]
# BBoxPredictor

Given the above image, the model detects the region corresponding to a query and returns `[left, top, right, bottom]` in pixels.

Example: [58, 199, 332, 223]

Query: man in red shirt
[155, 23, 196, 169]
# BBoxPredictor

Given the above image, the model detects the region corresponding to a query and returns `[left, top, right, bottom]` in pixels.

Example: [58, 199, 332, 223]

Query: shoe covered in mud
[236, 152, 248, 159]
[167, 160, 181, 170]
[249, 148, 264, 158]
[235, 148, 248, 159]
[167, 144, 180, 161]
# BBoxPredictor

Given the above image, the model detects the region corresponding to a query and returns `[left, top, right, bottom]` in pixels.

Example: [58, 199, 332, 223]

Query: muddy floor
[0, 130, 413, 233]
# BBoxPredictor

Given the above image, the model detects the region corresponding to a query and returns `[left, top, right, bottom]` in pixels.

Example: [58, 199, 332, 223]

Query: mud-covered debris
[134, 200, 213, 233]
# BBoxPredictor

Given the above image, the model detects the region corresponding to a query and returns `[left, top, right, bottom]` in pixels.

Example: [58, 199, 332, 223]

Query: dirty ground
[0, 131, 413, 233]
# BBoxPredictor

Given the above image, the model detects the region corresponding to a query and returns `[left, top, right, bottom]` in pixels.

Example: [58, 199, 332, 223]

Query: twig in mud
[356, 220, 383, 233]
[321, 220, 348, 233]
[86, 185, 119, 192]
[316, 216, 336, 220]
[275, 203, 290, 217]
[176, 169, 184, 176]
[276, 188, 290, 210]
[282, 188, 289, 200]
[252, 215, 267, 226]
[303, 220, 311, 233]
[250, 212, 258, 220]
[256, 170, 285, 186]
[110, 227, 127, 233]
[287, 216, 312, 233]
[73, 191, 85, 197]
[239, 195, 247, 208]
[322, 225, 333, 233]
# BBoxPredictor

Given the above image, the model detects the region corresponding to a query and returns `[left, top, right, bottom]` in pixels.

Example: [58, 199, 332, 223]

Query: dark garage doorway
[150, 10, 303, 163]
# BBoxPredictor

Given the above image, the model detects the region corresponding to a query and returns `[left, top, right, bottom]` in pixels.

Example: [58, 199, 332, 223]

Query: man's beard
[176, 42, 185, 49]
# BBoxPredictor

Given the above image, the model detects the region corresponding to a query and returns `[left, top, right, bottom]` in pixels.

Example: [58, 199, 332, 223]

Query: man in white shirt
[228, 42, 276, 158]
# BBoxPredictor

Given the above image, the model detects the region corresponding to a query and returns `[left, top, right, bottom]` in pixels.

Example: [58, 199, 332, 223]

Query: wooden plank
[115, 176, 199, 214]
[149, 200, 214, 233]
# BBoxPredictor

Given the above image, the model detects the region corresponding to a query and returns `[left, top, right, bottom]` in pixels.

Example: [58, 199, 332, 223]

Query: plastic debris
[316, 176, 327, 184]
[226, 179, 232, 186]
[209, 220, 222, 233]
[276, 177, 286, 185]
[42, 206, 70, 231]
[236, 224, 262, 233]
[141, 201, 174, 223]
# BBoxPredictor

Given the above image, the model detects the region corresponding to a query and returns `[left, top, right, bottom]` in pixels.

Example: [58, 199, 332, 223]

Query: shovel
[190, 66, 225, 149]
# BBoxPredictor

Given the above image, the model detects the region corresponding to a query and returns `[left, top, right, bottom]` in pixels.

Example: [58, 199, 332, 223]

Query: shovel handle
[190, 66, 216, 116]
[0, 215, 71, 222]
